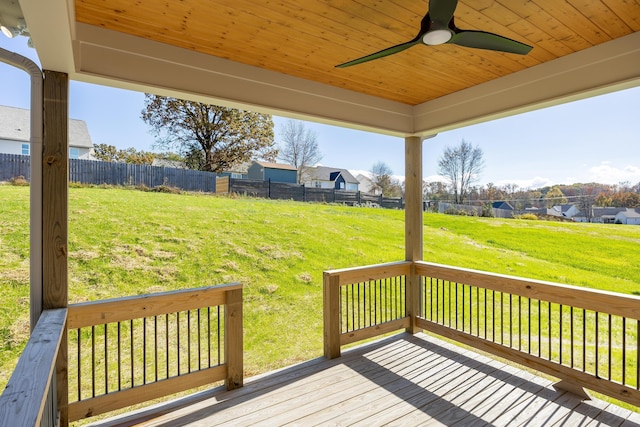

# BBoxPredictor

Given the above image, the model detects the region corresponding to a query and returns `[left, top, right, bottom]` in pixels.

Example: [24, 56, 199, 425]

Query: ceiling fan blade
[449, 30, 532, 55]
[335, 40, 420, 68]
[428, 0, 458, 24]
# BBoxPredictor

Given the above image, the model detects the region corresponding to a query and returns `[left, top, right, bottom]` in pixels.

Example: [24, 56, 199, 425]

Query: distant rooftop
[0, 105, 93, 148]
[254, 161, 297, 171]
[308, 165, 359, 184]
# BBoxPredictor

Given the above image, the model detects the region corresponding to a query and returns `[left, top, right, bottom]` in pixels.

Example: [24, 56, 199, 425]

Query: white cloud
[588, 163, 640, 184]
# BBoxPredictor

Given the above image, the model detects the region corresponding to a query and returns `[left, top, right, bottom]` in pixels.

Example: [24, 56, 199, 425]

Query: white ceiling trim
[412, 31, 640, 136]
[18, 0, 640, 139]
[72, 24, 415, 136]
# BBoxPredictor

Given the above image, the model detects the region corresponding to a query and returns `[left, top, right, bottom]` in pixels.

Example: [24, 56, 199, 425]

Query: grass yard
[1, 184, 640, 395]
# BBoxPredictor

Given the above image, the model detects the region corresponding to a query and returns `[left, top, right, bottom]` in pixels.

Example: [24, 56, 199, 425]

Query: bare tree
[437, 140, 485, 204]
[277, 120, 322, 183]
[371, 162, 403, 197]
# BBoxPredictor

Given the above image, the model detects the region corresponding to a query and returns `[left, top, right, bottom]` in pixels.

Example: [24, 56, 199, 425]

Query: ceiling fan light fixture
[1, 25, 17, 38]
[1, 19, 28, 39]
[423, 29, 452, 45]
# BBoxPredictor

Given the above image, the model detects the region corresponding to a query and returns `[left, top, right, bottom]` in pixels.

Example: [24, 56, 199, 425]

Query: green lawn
[1, 184, 639, 392]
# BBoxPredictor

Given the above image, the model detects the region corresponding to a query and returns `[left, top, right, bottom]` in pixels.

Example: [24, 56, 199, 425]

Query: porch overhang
[17, 0, 640, 137]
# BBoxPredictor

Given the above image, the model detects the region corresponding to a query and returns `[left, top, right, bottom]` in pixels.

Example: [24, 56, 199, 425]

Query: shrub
[153, 184, 181, 194]
[514, 213, 538, 220]
[9, 176, 29, 186]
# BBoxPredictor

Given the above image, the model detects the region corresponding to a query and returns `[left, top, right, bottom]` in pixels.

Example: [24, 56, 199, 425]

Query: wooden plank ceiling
[75, 0, 639, 106]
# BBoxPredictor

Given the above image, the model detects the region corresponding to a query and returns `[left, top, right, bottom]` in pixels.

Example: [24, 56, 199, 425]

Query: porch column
[405, 136, 423, 334]
[42, 69, 69, 426]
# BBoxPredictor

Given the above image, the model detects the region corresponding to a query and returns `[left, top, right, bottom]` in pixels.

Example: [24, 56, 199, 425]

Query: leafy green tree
[93, 144, 155, 164]
[118, 147, 156, 165]
[141, 95, 277, 173]
[610, 192, 640, 207]
[544, 186, 567, 208]
[437, 140, 485, 204]
[93, 143, 119, 162]
[595, 193, 613, 207]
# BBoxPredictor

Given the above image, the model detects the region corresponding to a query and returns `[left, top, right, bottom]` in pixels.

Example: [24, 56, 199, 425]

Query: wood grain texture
[324, 261, 411, 286]
[339, 317, 410, 345]
[417, 318, 640, 408]
[0, 309, 67, 427]
[323, 273, 341, 359]
[42, 69, 68, 311]
[85, 332, 640, 427]
[42, 69, 69, 427]
[415, 261, 640, 320]
[67, 283, 241, 329]
[224, 288, 243, 390]
[68, 365, 227, 421]
[73, 0, 640, 106]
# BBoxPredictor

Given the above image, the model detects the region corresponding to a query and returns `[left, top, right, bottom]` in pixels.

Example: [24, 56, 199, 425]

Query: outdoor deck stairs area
[88, 332, 640, 427]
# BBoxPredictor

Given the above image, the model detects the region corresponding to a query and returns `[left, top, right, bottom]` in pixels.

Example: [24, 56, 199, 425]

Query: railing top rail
[0, 308, 67, 427]
[324, 261, 412, 286]
[68, 282, 242, 329]
[415, 260, 640, 320]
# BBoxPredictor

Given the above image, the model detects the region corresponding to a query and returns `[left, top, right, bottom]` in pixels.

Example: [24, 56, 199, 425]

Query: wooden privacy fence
[0, 154, 217, 192]
[66, 283, 243, 422]
[223, 177, 404, 209]
[323, 261, 640, 408]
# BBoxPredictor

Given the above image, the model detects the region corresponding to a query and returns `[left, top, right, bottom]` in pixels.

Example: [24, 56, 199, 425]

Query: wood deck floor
[90, 332, 640, 427]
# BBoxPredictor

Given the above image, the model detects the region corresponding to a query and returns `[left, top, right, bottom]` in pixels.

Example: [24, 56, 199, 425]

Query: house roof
[355, 174, 373, 184]
[11, 0, 639, 138]
[308, 166, 359, 184]
[593, 207, 626, 217]
[253, 161, 298, 171]
[616, 208, 640, 219]
[492, 201, 514, 210]
[0, 105, 93, 148]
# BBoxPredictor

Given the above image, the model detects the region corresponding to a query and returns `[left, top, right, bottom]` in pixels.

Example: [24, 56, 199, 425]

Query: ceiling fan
[336, 0, 533, 68]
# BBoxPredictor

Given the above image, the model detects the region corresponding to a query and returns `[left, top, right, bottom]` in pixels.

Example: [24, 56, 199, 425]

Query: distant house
[0, 105, 94, 159]
[355, 173, 380, 195]
[547, 204, 580, 219]
[614, 208, 640, 225]
[247, 161, 297, 183]
[592, 207, 626, 224]
[218, 161, 251, 179]
[491, 201, 514, 210]
[304, 166, 359, 191]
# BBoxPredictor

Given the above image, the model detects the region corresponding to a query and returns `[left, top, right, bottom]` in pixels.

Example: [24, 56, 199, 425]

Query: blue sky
[2, 35, 639, 189]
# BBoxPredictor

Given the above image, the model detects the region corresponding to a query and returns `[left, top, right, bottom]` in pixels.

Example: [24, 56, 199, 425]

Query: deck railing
[323, 261, 411, 358]
[0, 308, 67, 427]
[66, 283, 243, 422]
[324, 261, 640, 408]
[415, 261, 640, 407]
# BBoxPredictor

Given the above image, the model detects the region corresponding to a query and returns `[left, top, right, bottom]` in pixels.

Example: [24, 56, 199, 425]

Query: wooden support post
[42, 70, 69, 427]
[323, 273, 341, 359]
[405, 136, 423, 334]
[225, 288, 243, 390]
[554, 379, 591, 400]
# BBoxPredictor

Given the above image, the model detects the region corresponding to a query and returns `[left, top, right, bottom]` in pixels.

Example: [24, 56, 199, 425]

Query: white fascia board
[412, 31, 640, 136]
[20, 0, 75, 72]
[71, 24, 414, 137]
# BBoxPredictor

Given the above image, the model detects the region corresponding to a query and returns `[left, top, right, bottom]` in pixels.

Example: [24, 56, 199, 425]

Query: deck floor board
[89, 332, 640, 427]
